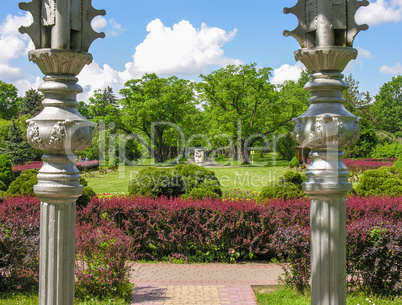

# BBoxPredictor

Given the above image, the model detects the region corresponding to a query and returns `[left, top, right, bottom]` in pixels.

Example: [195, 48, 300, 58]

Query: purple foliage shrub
[77, 196, 310, 262]
[0, 196, 40, 291]
[12, 160, 100, 177]
[75, 160, 100, 172]
[75, 220, 134, 299]
[1, 195, 401, 296]
[344, 158, 395, 173]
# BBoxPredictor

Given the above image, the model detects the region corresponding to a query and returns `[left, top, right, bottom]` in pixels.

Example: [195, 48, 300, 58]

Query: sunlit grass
[255, 286, 402, 305]
[85, 158, 291, 194]
[0, 292, 130, 305]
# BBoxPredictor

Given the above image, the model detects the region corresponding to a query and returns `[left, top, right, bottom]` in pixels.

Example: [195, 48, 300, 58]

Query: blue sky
[1, 0, 402, 102]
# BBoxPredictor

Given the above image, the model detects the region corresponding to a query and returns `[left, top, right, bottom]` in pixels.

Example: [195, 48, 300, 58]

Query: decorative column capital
[28, 49, 93, 75]
[295, 46, 357, 72]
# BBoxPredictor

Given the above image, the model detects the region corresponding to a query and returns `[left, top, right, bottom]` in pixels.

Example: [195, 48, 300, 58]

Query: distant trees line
[0, 63, 401, 164]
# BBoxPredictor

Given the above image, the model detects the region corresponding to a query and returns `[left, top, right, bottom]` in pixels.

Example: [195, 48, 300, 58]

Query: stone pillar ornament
[283, 1, 368, 304]
[18, 0, 105, 304]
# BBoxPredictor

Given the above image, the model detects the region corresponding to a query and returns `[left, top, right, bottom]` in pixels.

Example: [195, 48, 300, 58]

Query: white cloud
[91, 16, 108, 32]
[78, 19, 241, 102]
[91, 16, 126, 37]
[271, 62, 305, 85]
[356, 0, 402, 26]
[126, 19, 241, 76]
[0, 12, 37, 94]
[0, 14, 240, 103]
[356, 47, 373, 59]
[379, 63, 402, 74]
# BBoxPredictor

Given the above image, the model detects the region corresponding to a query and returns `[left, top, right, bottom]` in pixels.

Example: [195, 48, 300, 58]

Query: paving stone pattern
[130, 263, 283, 305]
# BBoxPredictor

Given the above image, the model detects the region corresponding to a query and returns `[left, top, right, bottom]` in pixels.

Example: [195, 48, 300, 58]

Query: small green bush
[355, 167, 402, 196]
[281, 171, 305, 189]
[289, 156, 300, 168]
[258, 182, 301, 200]
[7, 169, 38, 196]
[76, 186, 96, 208]
[259, 170, 305, 200]
[0, 155, 15, 187]
[276, 133, 298, 161]
[128, 164, 222, 199]
[371, 142, 402, 159]
[393, 157, 402, 170]
[0, 181, 6, 192]
[129, 167, 184, 198]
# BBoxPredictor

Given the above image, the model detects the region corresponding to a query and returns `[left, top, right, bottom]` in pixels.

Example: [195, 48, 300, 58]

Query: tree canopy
[197, 63, 308, 163]
[373, 75, 402, 136]
[0, 81, 20, 120]
[120, 73, 196, 163]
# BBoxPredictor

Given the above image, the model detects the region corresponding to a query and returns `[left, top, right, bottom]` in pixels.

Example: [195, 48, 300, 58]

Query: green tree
[19, 89, 43, 116]
[373, 75, 402, 136]
[342, 75, 378, 158]
[0, 155, 15, 187]
[77, 101, 93, 120]
[120, 73, 195, 163]
[0, 81, 20, 120]
[197, 63, 308, 163]
[1, 120, 37, 164]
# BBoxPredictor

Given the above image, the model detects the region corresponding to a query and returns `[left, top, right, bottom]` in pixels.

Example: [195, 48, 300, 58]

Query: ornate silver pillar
[19, 1, 105, 304]
[283, 1, 368, 304]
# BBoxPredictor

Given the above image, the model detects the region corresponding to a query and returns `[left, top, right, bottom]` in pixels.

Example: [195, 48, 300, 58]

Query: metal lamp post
[18, 0, 105, 304]
[283, 0, 368, 304]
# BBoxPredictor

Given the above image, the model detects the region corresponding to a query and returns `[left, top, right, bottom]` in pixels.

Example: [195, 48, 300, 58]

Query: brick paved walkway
[130, 263, 283, 305]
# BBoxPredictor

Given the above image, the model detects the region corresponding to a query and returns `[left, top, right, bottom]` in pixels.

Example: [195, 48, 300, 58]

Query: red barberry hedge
[0, 195, 401, 295]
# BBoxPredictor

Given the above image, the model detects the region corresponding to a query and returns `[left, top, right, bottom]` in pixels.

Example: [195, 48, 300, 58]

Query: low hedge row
[12, 160, 100, 177]
[0, 195, 401, 296]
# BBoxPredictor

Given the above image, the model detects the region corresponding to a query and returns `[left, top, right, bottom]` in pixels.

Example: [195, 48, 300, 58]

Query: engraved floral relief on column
[27, 121, 44, 149]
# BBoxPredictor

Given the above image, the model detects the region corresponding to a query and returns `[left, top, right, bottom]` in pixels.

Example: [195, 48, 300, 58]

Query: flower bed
[344, 158, 396, 173]
[12, 160, 100, 176]
[1, 195, 401, 295]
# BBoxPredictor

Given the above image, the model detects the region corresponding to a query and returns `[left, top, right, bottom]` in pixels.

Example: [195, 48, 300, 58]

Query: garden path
[130, 262, 283, 305]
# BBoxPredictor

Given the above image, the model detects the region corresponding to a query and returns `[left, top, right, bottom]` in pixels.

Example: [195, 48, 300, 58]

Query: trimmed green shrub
[393, 157, 402, 170]
[80, 176, 88, 187]
[289, 156, 300, 168]
[7, 169, 38, 196]
[0, 155, 15, 187]
[355, 167, 402, 197]
[176, 164, 222, 198]
[129, 167, 184, 198]
[371, 142, 402, 159]
[258, 182, 301, 200]
[128, 164, 222, 199]
[281, 171, 305, 189]
[276, 132, 298, 160]
[76, 186, 96, 208]
[259, 170, 305, 200]
[0, 181, 6, 192]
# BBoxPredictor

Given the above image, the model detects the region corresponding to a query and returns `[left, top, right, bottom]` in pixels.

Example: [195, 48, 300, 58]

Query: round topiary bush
[289, 156, 300, 168]
[355, 167, 402, 197]
[258, 182, 301, 200]
[0, 154, 15, 187]
[128, 164, 222, 199]
[76, 186, 96, 208]
[281, 171, 305, 190]
[7, 169, 38, 196]
[129, 167, 185, 198]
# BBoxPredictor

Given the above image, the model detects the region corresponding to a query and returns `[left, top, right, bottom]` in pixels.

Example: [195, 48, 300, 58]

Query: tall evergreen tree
[19, 89, 43, 116]
[1, 120, 36, 164]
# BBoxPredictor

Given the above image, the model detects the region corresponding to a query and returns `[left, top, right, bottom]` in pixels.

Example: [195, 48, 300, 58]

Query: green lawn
[0, 293, 128, 305]
[85, 161, 291, 194]
[255, 286, 402, 305]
